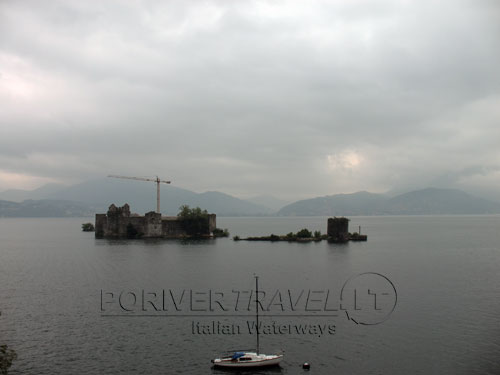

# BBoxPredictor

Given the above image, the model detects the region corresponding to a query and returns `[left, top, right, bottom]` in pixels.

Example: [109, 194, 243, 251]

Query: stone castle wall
[95, 204, 216, 239]
[327, 217, 349, 242]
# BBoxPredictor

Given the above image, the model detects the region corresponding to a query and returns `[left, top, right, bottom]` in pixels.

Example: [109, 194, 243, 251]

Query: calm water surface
[1, 216, 500, 374]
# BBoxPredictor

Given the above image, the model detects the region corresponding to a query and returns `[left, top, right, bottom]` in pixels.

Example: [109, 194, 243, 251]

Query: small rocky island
[234, 217, 367, 243]
[81, 222, 95, 232]
[95, 204, 218, 239]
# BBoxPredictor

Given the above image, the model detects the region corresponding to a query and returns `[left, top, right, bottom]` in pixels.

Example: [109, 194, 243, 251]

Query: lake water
[1, 216, 500, 374]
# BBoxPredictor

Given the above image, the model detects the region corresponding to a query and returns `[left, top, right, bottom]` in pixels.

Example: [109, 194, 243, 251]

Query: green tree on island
[296, 228, 313, 238]
[177, 205, 210, 236]
[81, 222, 95, 232]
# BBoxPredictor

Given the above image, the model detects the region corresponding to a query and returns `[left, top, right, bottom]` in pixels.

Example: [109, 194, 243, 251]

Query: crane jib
[107, 175, 171, 213]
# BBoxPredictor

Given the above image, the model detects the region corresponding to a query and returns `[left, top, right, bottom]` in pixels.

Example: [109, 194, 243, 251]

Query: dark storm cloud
[1, 0, 499, 198]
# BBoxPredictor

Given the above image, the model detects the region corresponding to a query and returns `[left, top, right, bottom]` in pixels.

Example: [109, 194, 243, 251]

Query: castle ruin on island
[95, 204, 216, 239]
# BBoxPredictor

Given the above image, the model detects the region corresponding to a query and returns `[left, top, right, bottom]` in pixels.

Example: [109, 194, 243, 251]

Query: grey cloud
[1, 0, 499, 199]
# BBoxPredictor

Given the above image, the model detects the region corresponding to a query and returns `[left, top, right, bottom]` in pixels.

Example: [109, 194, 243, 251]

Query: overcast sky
[1, 0, 499, 200]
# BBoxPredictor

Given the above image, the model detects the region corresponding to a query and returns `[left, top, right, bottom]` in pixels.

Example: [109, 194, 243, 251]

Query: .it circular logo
[340, 272, 397, 325]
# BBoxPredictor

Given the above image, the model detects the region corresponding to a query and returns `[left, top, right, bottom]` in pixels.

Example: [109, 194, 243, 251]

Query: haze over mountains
[0, 179, 499, 217]
[277, 188, 500, 216]
[0, 183, 67, 202]
[0, 178, 274, 217]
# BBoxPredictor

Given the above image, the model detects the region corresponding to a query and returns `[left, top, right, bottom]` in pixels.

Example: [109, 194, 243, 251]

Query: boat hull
[213, 354, 283, 368]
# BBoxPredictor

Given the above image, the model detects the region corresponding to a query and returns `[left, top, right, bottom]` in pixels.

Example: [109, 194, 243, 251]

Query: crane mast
[108, 175, 171, 213]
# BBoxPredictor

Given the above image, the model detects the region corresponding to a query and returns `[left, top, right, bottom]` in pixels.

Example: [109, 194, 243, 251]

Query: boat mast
[255, 275, 260, 355]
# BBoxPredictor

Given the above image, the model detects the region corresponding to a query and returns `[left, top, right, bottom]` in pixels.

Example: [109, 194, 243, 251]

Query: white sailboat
[211, 276, 284, 368]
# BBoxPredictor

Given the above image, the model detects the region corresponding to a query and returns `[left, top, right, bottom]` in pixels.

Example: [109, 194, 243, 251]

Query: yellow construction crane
[108, 175, 171, 213]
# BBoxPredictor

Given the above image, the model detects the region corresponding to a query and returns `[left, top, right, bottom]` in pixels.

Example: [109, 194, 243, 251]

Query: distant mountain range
[0, 183, 67, 202]
[246, 195, 291, 212]
[0, 181, 499, 217]
[277, 188, 500, 216]
[0, 178, 273, 217]
[0, 199, 95, 217]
